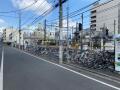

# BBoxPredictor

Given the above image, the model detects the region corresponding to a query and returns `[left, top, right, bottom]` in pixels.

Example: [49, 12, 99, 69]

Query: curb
[64, 62, 120, 82]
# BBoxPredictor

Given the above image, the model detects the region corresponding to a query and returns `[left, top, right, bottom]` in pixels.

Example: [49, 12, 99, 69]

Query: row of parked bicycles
[24, 45, 115, 72]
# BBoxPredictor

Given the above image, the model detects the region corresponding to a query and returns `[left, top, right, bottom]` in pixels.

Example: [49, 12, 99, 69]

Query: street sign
[115, 35, 120, 72]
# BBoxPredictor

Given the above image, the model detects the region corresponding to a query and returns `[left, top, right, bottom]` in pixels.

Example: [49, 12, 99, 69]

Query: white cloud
[0, 19, 7, 28]
[63, 19, 76, 27]
[0, 27, 4, 33]
[0, 19, 5, 24]
[11, 0, 52, 15]
[0, 26, 6, 33]
[0, 19, 8, 31]
[56, 19, 76, 27]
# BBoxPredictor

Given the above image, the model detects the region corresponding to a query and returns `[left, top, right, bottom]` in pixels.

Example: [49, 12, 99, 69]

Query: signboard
[115, 35, 120, 72]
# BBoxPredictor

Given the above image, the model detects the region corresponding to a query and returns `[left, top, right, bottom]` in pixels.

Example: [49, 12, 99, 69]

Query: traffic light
[106, 28, 109, 36]
[78, 23, 82, 31]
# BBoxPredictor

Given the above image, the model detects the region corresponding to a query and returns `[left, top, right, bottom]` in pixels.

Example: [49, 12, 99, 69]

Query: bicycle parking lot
[21, 45, 116, 73]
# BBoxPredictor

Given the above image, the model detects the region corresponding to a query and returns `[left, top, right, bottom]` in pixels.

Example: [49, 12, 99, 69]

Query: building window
[91, 20, 96, 23]
[91, 10, 96, 13]
[91, 16, 96, 18]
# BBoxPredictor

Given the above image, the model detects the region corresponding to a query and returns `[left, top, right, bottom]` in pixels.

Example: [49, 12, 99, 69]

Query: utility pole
[44, 19, 47, 45]
[101, 23, 106, 51]
[59, 0, 63, 64]
[80, 13, 83, 51]
[67, 0, 69, 48]
[90, 27, 92, 50]
[66, 0, 70, 63]
[72, 26, 73, 44]
[114, 20, 116, 71]
[19, 11, 21, 49]
[114, 20, 116, 53]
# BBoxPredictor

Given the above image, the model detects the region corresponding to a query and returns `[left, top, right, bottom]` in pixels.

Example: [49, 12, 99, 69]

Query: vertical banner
[115, 36, 120, 72]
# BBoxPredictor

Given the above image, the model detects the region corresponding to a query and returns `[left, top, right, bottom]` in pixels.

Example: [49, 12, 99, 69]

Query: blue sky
[0, 0, 107, 31]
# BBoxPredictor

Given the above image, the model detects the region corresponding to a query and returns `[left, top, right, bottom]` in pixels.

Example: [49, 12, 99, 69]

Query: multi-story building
[3, 27, 24, 47]
[90, 0, 120, 50]
[90, 4, 98, 31]
[3, 27, 15, 43]
[10, 30, 24, 46]
[0, 32, 3, 41]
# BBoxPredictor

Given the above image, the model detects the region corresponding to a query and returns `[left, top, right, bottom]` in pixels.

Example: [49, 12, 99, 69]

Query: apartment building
[90, 0, 120, 50]
[3, 27, 15, 43]
[91, 4, 97, 31]
[10, 30, 24, 46]
[2, 27, 25, 46]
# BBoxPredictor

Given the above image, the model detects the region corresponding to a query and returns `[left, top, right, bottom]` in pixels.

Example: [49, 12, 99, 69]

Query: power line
[47, 0, 100, 22]
[20, 0, 118, 31]
[21, 0, 55, 26]
[28, 0, 68, 26]
[30, 7, 53, 25]
[27, 4, 56, 25]
[47, 0, 115, 24]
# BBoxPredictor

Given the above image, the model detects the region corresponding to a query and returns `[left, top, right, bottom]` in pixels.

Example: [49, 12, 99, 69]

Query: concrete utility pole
[66, 1, 70, 62]
[59, 0, 63, 64]
[19, 11, 22, 49]
[103, 23, 106, 51]
[80, 13, 83, 51]
[67, 0, 69, 48]
[44, 19, 47, 45]
[72, 26, 74, 44]
[114, 20, 116, 53]
[90, 27, 92, 50]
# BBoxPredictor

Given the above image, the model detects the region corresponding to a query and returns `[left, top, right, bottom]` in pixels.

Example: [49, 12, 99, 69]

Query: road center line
[15, 48, 120, 90]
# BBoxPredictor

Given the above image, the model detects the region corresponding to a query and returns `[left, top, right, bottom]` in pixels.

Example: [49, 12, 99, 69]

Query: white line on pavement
[0, 47, 4, 90]
[15, 48, 120, 90]
[66, 63, 120, 81]
[64, 64, 120, 84]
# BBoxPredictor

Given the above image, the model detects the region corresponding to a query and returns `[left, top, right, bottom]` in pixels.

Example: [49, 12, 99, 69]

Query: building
[0, 32, 3, 41]
[2, 27, 25, 47]
[3, 27, 15, 44]
[9, 30, 24, 47]
[90, 0, 120, 50]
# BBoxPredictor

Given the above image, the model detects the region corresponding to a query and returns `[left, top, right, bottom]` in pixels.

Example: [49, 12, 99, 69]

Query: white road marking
[0, 47, 4, 90]
[15, 48, 120, 90]
[66, 63, 120, 81]
[64, 64, 120, 84]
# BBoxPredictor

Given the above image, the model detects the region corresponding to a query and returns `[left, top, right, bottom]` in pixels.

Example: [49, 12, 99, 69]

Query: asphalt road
[0, 42, 3, 67]
[3, 47, 120, 90]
